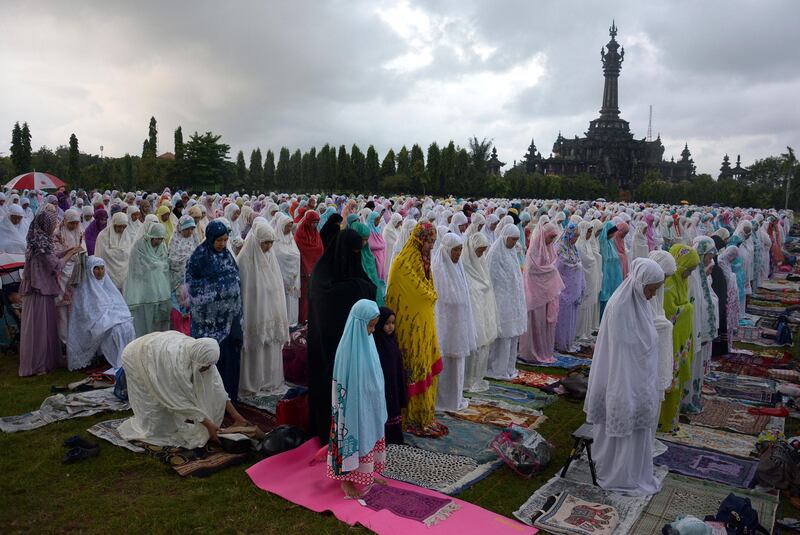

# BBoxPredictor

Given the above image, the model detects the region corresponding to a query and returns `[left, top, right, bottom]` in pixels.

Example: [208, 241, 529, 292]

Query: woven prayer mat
[404, 414, 499, 464]
[510, 369, 563, 388]
[466, 381, 557, 411]
[134, 440, 249, 477]
[524, 353, 593, 369]
[226, 403, 278, 434]
[657, 424, 756, 459]
[653, 442, 758, 488]
[689, 399, 771, 435]
[704, 372, 779, 405]
[360, 485, 459, 526]
[630, 474, 778, 535]
[86, 418, 249, 477]
[513, 459, 669, 534]
[382, 444, 500, 495]
[238, 391, 283, 414]
[447, 399, 545, 430]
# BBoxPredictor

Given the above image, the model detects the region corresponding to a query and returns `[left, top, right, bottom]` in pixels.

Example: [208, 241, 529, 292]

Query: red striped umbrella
[4, 171, 65, 190]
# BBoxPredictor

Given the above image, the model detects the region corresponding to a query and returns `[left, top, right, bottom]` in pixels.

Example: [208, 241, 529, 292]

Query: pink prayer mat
[246, 439, 538, 535]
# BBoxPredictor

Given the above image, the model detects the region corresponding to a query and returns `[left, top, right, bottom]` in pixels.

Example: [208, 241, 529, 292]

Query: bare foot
[373, 476, 388, 486]
[341, 481, 361, 499]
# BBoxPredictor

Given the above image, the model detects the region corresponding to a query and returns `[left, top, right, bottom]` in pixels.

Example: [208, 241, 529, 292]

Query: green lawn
[4, 345, 797, 534]
[0, 352, 585, 534]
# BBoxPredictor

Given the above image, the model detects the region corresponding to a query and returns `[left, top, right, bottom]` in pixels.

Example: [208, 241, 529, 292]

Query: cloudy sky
[1, 0, 798, 176]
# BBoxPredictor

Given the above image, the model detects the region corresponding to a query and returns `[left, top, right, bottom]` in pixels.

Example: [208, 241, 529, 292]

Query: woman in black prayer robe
[319, 214, 344, 250]
[307, 229, 377, 443]
[711, 235, 730, 357]
[373, 307, 408, 445]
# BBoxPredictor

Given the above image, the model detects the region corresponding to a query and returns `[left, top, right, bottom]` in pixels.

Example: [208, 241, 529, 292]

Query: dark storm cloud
[0, 0, 797, 176]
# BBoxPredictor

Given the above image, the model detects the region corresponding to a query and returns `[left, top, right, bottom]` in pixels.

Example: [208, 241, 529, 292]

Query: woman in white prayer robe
[486, 225, 528, 380]
[648, 250, 677, 401]
[272, 213, 301, 326]
[237, 220, 290, 395]
[631, 221, 650, 260]
[67, 257, 135, 371]
[432, 233, 477, 411]
[382, 213, 403, 277]
[575, 221, 601, 341]
[584, 258, 665, 497]
[462, 232, 498, 392]
[95, 212, 134, 291]
[118, 331, 248, 449]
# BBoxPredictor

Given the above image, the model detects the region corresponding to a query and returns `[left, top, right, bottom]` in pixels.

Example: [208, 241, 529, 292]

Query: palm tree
[467, 137, 493, 172]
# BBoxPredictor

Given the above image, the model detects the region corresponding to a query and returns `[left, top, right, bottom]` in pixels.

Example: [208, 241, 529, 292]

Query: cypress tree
[263, 149, 275, 191]
[410, 143, 425, 170]
[249, 148, 263, 187]
[426, 142, 442, 194]
[380, 149, 396, 176]
[236, 150, 247, 187]
[350, 144, 366, 191]
[365, 145, 380, 192]
[20, 122, 32, 172]
[336, 145, 351, 190]
[10, 122, 24, 175]
[147, 116, 158, 156]
[289, 149, 302, 188]
[275, 147, 291, 190]
[441, 141, 457, 193]
[396, 146, 410, 176]
[174, 126, 184, 160]
[123, 153, 134, 190]
[68, 133, 80, 187]
[301, 148, 316, 191]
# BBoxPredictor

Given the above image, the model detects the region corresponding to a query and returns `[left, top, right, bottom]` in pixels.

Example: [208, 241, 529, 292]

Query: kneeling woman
[584, 258, 665, 496]
[327, 299, 388, 498]
[118, 331, 248, 449]
[67, 257, 136, 371]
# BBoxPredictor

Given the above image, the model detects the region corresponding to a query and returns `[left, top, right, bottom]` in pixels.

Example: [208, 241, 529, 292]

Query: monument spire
[600, 20, 624, 119]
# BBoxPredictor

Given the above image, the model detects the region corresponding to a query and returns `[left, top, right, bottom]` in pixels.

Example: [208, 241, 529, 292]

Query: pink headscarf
[523, 222, 565, 321]
[644, 213, 656, 251]
[613, 221, 630, 279]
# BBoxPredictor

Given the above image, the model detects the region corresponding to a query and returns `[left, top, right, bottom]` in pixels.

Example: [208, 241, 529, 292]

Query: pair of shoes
[63, 445, 100, 464]
[62, 435, 100, 463]
[63, 435, 98, 449]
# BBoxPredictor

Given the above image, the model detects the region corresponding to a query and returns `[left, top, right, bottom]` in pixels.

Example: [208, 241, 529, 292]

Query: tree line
[2, 118, 798, 209]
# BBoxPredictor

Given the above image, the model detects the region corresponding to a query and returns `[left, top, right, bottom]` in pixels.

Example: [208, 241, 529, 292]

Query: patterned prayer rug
[447, 399, 545, 430]
[238, 392, 283, 414]
[227, 404, 277, 434]
[688, 399, 771, 435]
[382, 444, 499, 495]
[653, 442, 758, 488]
[466, 381, 557, 411]
[525, 354, 593, 369]
[630, 474, 778, 535]
[360, 485, 459, 526]
[657, 424, 756, 459]
[86, 418, 249, 477]
[404, 414, 500, 464]
[134, 441, 249, 477]
[513, 459, 669, 534]
[704, 372, 779, 405]
[510, 370, 563, 388]
[533, 492, 620, 535]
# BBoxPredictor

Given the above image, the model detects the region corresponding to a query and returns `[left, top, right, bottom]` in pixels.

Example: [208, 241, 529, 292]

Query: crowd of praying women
[0, 187, 794, 498]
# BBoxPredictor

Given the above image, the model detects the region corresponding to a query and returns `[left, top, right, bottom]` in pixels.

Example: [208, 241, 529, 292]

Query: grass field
[4, 343, 799, 534]
[0, 351, 587, 534]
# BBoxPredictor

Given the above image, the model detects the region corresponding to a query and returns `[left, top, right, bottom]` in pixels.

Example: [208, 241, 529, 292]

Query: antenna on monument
[647, 104, 653, 142]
